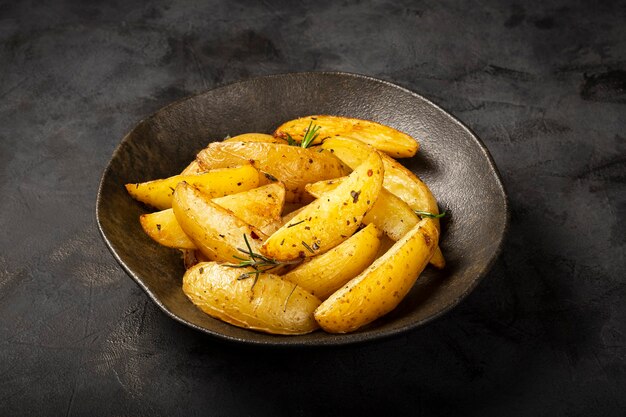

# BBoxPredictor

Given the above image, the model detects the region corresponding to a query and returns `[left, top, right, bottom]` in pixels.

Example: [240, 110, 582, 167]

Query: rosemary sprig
[300, 121, 321, 148]
[285, 133, 298, 146]
[284, 121, 321, 148]
[414, 210, 447, 219]
[225, 234, 301, 284]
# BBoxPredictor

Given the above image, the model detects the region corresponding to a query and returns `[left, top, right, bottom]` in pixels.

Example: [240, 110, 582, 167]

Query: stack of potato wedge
[126, 115, 444, 335]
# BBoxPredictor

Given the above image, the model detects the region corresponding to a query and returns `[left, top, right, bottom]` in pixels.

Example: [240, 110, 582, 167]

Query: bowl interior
[97, 72, 508, 346]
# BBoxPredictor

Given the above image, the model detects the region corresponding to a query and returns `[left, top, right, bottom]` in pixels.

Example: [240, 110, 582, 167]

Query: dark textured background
[1, 0, 624, 415]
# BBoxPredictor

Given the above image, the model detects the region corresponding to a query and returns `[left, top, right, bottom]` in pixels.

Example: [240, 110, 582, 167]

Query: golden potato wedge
[320, 137, 445, 268]
[223, 133, 287, 144]
[172, 182, 267, 262]
[196, 142, 349, 203]
[314, 218, 439, 333]
[320, 137, 438, 214]
[125, 165, 260, 210]
[140, 209, 196, 249]
[183, 262, 321, 335]
[213, 182, 285, 235]
[306, 177, 445, 269]
[283, 224, 381, 300]
[274, 115, 419, 158]
[140, 183, 285, 249]
[306, 177, 416, 241]
[262, 152, 384, 261]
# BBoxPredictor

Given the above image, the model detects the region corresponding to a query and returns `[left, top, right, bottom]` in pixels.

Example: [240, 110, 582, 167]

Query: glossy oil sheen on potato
[261, 152, 383, 261]
[172, 182, 267, 262]
[125, 165, 260, 210]
[183, 262, 321, 335]
[196, 142, 349, 203]
[274, 115, 419, 158]
[314, 218, 439, 333]
[283, 224, 381, 300]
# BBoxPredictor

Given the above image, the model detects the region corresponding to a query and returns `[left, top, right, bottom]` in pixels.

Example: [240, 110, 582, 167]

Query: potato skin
[196, 142, 349, 203]
[262, 152, 384, 261]
[283, 224, 381, 300]
[314, 218, 439, 333]
[172, 182, 267, 262]
[274, 115, 419, 158]
[183, 262, 321, 335]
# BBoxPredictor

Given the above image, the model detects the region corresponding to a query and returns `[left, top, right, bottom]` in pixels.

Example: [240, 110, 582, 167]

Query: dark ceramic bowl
[97, 72, 508, 346]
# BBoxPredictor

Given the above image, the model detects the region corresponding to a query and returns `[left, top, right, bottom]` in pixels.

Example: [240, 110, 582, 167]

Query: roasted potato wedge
[223, 133, 287, 144]
[262, 152, 384, 261]
[306, 175, 445, 269]
[213, 182, 285, 235]
[196, 142, 349, 203]
[283, 224, 381, 300]
[306, 177, 416, 241]
[172, 182, 267, 262]
[320, 137, 445, 268]
[314, 218, 439, 333]
[140, 183, 285, 249]
[126, 165, 260, 210]
[320, 137, 438, 214]
[274, 115, 419, 158]
[183, 262, 321, 335]
[140, 208, 196, 249]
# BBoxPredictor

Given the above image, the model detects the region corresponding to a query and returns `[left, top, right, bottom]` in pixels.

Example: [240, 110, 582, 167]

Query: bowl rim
[96, 71, 509, 347]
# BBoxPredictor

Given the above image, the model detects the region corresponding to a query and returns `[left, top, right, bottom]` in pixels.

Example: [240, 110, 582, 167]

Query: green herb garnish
[285, 133, 298, 146]
[300, 121, 321, 148]
[225, 234, 301, 285]
[414, 210, 447, 219]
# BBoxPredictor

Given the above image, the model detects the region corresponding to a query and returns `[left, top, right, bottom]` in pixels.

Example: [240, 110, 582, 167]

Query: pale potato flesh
[283, 224, 381, 300]
[172, 182, 267, 262]
[196, 141, 349, 203]
[261, 152, 384, 261]
[125, 165, 260, 210]
[314, 218, 439, 333]
[274, 115, 419, 158]
[183, 262, 321, 335]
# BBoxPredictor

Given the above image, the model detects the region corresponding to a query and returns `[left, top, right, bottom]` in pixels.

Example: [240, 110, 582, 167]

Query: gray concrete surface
[0, 0, 624, 415]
